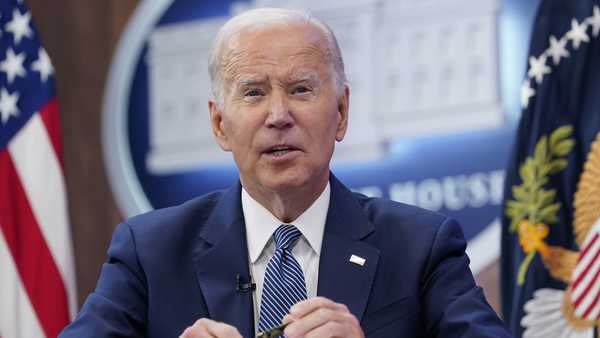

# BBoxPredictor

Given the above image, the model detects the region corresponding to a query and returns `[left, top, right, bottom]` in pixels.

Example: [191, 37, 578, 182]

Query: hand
[281, 297, 364, 338]
[179, 318, 242, 338]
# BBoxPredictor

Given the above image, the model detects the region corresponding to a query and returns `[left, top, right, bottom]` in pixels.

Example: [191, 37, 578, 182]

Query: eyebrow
[236, 75, 267, 87]
[287, 71, 320, 84]
[233, 71, 322, 88]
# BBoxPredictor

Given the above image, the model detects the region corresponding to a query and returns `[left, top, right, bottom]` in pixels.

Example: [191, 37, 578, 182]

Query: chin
[267, 167, 329, 192]
[264, 176, 307, 192]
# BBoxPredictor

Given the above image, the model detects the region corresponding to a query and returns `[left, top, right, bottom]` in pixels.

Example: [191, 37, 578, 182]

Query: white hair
[207, 8, 347, 107]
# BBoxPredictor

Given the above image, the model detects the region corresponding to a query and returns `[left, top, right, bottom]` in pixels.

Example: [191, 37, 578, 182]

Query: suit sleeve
[59, 222, 148, 338]
[421, 218, 513, 338]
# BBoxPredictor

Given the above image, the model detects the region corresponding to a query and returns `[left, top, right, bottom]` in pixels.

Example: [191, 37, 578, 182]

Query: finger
[305, 313, 363, 338]
[179, 318, 242, 338]
[285, 306, 345, 338]
[205, 321, 242, 338]
[304, 321, 347, 338]
[282, 314, 294, 325]
[179, 324, 212, 338]
[289, 297, 347, 318]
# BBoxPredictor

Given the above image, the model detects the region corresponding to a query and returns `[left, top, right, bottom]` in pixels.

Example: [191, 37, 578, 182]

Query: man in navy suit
[61, 8, 512, 338]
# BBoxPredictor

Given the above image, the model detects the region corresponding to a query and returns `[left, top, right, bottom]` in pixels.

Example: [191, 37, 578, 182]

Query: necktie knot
[273, 224, 301, 251]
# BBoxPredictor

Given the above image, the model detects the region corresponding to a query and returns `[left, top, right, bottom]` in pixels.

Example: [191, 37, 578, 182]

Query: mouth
[263, 145, 300, 157]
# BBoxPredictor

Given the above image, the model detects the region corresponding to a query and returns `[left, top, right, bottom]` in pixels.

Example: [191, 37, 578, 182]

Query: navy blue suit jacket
[60, 176, 512, 337]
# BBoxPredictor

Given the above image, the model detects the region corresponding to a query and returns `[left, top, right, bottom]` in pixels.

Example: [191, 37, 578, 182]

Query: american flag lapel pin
[349, 254, 366, 266]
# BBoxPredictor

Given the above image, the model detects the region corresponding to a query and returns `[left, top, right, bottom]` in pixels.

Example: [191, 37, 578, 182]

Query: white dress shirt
[242, 183, 330, 333]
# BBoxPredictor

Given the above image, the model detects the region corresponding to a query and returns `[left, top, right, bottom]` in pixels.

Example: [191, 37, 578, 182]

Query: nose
[265, 90, 294, 129]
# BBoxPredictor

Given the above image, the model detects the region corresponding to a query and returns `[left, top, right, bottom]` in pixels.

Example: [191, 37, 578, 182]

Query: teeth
[272, 146, 289, 152]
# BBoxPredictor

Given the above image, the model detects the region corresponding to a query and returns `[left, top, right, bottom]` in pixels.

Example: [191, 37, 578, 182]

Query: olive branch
[505, 125, 575, 284]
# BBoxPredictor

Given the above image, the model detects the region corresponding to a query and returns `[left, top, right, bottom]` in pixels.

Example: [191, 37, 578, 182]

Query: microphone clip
[236, 273, 256, 293]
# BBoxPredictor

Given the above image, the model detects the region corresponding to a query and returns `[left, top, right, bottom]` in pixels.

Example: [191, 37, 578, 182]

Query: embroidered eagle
[520, 131, 600, 336]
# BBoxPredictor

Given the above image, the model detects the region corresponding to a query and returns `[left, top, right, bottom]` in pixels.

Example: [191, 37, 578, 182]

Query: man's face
[209, 23, 349, 196]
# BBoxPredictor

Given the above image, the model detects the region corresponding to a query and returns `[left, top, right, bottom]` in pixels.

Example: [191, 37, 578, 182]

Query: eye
[244, 89, 264, 97]
[291, 86, 311, 95]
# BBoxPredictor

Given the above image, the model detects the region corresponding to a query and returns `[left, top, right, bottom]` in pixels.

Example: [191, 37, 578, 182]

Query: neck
[242, 174, 329, 223]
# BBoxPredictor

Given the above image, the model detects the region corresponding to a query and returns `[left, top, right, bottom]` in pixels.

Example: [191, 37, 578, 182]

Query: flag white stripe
[572, 233, 600, 284]
[584, 297, 599, 320]
[573, 262, 600, 318]
[571, 247, 600, 301]
[0, 228, 46, 338]
[8, 114, 77, 319]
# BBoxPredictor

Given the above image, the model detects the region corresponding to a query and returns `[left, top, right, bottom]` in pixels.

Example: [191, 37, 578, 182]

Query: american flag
[570, 220, 600, 321]
[0, 0, 76, 337]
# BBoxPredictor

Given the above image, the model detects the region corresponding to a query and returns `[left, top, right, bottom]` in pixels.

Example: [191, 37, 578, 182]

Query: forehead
[221, 23, 332, 80]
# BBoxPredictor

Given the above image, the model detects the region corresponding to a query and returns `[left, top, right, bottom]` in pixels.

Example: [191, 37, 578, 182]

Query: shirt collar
[242, 182, 330, 263]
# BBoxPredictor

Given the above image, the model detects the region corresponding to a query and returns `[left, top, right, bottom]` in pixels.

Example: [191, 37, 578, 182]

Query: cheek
[222, 115, 260, 160]
[222, 114, 248, 143]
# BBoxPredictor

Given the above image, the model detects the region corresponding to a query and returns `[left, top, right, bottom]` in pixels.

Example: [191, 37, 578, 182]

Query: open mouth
[265, 145, 298, 156]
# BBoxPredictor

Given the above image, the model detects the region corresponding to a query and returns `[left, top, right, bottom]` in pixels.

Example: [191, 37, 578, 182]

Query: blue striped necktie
[258, 224, 307, 333]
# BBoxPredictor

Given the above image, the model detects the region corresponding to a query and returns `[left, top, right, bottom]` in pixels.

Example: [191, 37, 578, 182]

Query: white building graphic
[146, 0, 501, 174]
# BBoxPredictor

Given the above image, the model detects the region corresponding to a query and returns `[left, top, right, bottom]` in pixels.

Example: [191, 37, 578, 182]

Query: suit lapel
[317, 175, 380, 321]
[194, 183, 254, 337]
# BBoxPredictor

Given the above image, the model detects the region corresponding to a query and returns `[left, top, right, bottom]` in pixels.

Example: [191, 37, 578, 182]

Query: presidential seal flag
[0, 0, 77, 337]
[501, 0, 600, 337]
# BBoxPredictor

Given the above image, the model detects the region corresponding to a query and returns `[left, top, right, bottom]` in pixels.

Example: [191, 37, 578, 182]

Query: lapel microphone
[236, 273, 256, 293]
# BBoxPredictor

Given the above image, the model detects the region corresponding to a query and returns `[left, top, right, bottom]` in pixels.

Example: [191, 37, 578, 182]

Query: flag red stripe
[0, 149, 70, 337]
[577, 233, 599, 263]
[38, 98, 64, 168]
[581, 274, 600, 319]
[573, 253, 600, 307]
[571, 240, 600, 291]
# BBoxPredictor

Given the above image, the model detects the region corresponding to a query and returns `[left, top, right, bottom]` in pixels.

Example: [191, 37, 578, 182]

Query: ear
[209, 99, 232, 151]
[335, 85, 350, 142]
